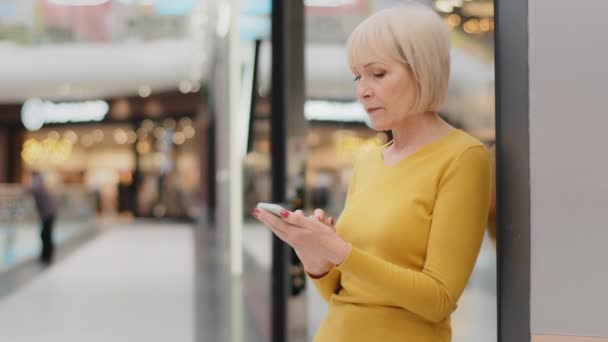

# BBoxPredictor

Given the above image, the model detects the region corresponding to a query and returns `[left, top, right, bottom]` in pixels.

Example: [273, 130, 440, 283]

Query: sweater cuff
[305, 266, 335, 280]
[306, 266, 342, 302]
[335, 243, 358, 272]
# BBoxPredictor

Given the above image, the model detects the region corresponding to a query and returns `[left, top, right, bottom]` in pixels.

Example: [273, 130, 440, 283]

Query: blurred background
[0, 0, 495, 341]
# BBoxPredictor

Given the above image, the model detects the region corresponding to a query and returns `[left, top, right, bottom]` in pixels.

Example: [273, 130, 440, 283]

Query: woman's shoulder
[452, 129, 486, 147]
[441, 130, 492, 175]
[448, 129, 489, 156]
[429, 130, 491, 173]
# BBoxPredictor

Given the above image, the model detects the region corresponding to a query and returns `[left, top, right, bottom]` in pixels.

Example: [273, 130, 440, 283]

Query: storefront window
[20, 117, 199, 220]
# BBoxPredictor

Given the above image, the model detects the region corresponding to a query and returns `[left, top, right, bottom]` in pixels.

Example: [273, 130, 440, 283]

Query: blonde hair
[347, 3, 450, 114]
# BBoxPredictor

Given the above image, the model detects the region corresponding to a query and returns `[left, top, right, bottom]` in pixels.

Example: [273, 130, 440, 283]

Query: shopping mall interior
[4, 0, 602, 341]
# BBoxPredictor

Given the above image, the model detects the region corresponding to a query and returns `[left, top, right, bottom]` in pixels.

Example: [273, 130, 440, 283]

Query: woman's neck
[388, 112, 453, 152]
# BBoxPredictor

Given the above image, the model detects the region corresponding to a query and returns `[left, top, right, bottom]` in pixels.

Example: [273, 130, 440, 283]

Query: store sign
[21, 98, 109, 131]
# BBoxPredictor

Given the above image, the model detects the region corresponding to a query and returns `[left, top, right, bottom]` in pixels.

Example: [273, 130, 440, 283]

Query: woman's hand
[253, 208, 351, 274]
[294, 209, 335, 277]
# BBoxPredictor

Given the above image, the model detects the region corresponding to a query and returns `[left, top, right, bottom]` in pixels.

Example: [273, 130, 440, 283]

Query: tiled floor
[0, 220, 94, 271]
[0, 222, 194, 342]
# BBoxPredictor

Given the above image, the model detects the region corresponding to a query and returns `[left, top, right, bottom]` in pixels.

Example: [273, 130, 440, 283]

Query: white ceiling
[0, 40, 206, 102]
[0, 0, 213, 103]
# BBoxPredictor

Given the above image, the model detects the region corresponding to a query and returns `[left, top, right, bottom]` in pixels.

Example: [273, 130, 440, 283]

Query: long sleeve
[307, 157, 361, 302]
[307, 267, 342, 302]
[336, 146, 492, 323]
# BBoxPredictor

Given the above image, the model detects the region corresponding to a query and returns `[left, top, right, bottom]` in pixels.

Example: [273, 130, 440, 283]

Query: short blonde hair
[347, 3, 450, 114]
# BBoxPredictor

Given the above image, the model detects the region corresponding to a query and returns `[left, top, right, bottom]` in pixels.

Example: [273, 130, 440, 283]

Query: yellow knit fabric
[310, 129, 492, 342]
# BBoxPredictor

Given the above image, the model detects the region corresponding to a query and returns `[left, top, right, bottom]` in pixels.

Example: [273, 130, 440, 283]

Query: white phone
[256, 202, 287, 217]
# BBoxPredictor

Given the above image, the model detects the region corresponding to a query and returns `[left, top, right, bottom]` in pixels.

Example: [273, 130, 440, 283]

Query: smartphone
[256, 202, 287, 217]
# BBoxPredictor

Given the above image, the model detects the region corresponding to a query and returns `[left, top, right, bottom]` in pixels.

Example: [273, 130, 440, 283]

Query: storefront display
[21, 116, 200, 220]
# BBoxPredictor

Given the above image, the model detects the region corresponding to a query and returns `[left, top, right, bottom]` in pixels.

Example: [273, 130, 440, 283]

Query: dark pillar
[271, 0, 306, 341]
[0, 128, 7, 183]
[495, 0, 531, 341]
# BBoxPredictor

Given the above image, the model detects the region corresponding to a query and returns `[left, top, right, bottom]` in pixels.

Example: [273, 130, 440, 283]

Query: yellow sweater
[311, 130, 492, 342]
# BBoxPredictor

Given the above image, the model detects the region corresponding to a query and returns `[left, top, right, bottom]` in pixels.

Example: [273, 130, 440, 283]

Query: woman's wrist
[305, 265, 331, 278]
[324, 235, 352, 266]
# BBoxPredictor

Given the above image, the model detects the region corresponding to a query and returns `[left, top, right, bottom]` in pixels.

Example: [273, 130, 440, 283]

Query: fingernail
[317, 217, 323, 222]
[280, 210, 289, 218]
[252, 209, 260, 218]
[330, 217, 334, 225]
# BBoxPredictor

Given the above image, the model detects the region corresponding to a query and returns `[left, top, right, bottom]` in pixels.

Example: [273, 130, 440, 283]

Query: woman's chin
[369, 120, 389, 132]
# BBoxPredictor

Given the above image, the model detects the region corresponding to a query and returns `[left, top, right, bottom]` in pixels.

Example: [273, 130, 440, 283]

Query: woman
[253, 3, 492, 341]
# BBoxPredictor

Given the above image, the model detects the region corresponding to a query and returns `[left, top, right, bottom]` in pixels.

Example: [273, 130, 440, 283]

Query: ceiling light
[64, 130, 78, 144]
[183, 126, 195, 139]
[434, 1, 454, 13]
[48, 131, 60, 141]
[141, 119, 155, 131]
[138, 85, 152, 98]
[114, 129, 128, 144]
[92, 129, 104, 142]
[163, 118, 176, 129]
[179, 81, 193, 94]
[179, 117, 192, 128]
[81, 134, 94, 147]
[173, 132, 186, 145]
[126, 131, 137, 144]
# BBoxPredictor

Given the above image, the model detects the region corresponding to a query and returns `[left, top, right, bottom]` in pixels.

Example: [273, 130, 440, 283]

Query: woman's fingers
[313, 209, 335, 230]
[313, 208, 326, 222]
[280, 209, 330, 233]
[254, 209, 291, 241]
[254, 207, 333, 242]
[254, 208, 314, 250]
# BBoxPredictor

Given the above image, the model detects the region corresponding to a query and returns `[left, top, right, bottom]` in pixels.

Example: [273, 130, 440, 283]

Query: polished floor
[0, 221, 93, 272]
[0, 220, 496, 341]
[0, 222, 194, 342]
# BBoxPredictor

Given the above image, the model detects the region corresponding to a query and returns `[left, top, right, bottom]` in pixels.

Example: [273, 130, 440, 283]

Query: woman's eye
[354, 76, 361, 82]
[373, 73, 385, 78]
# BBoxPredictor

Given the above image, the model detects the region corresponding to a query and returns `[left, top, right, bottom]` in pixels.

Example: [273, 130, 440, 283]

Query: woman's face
[351, 56, 418, 131]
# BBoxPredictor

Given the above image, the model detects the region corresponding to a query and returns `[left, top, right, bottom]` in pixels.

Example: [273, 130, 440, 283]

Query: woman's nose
[356, 81, 372, 99]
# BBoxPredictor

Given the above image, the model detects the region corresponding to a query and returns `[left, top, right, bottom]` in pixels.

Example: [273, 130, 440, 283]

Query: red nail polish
[330, 217, 334, 225]
[280, 210, 289, 218]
